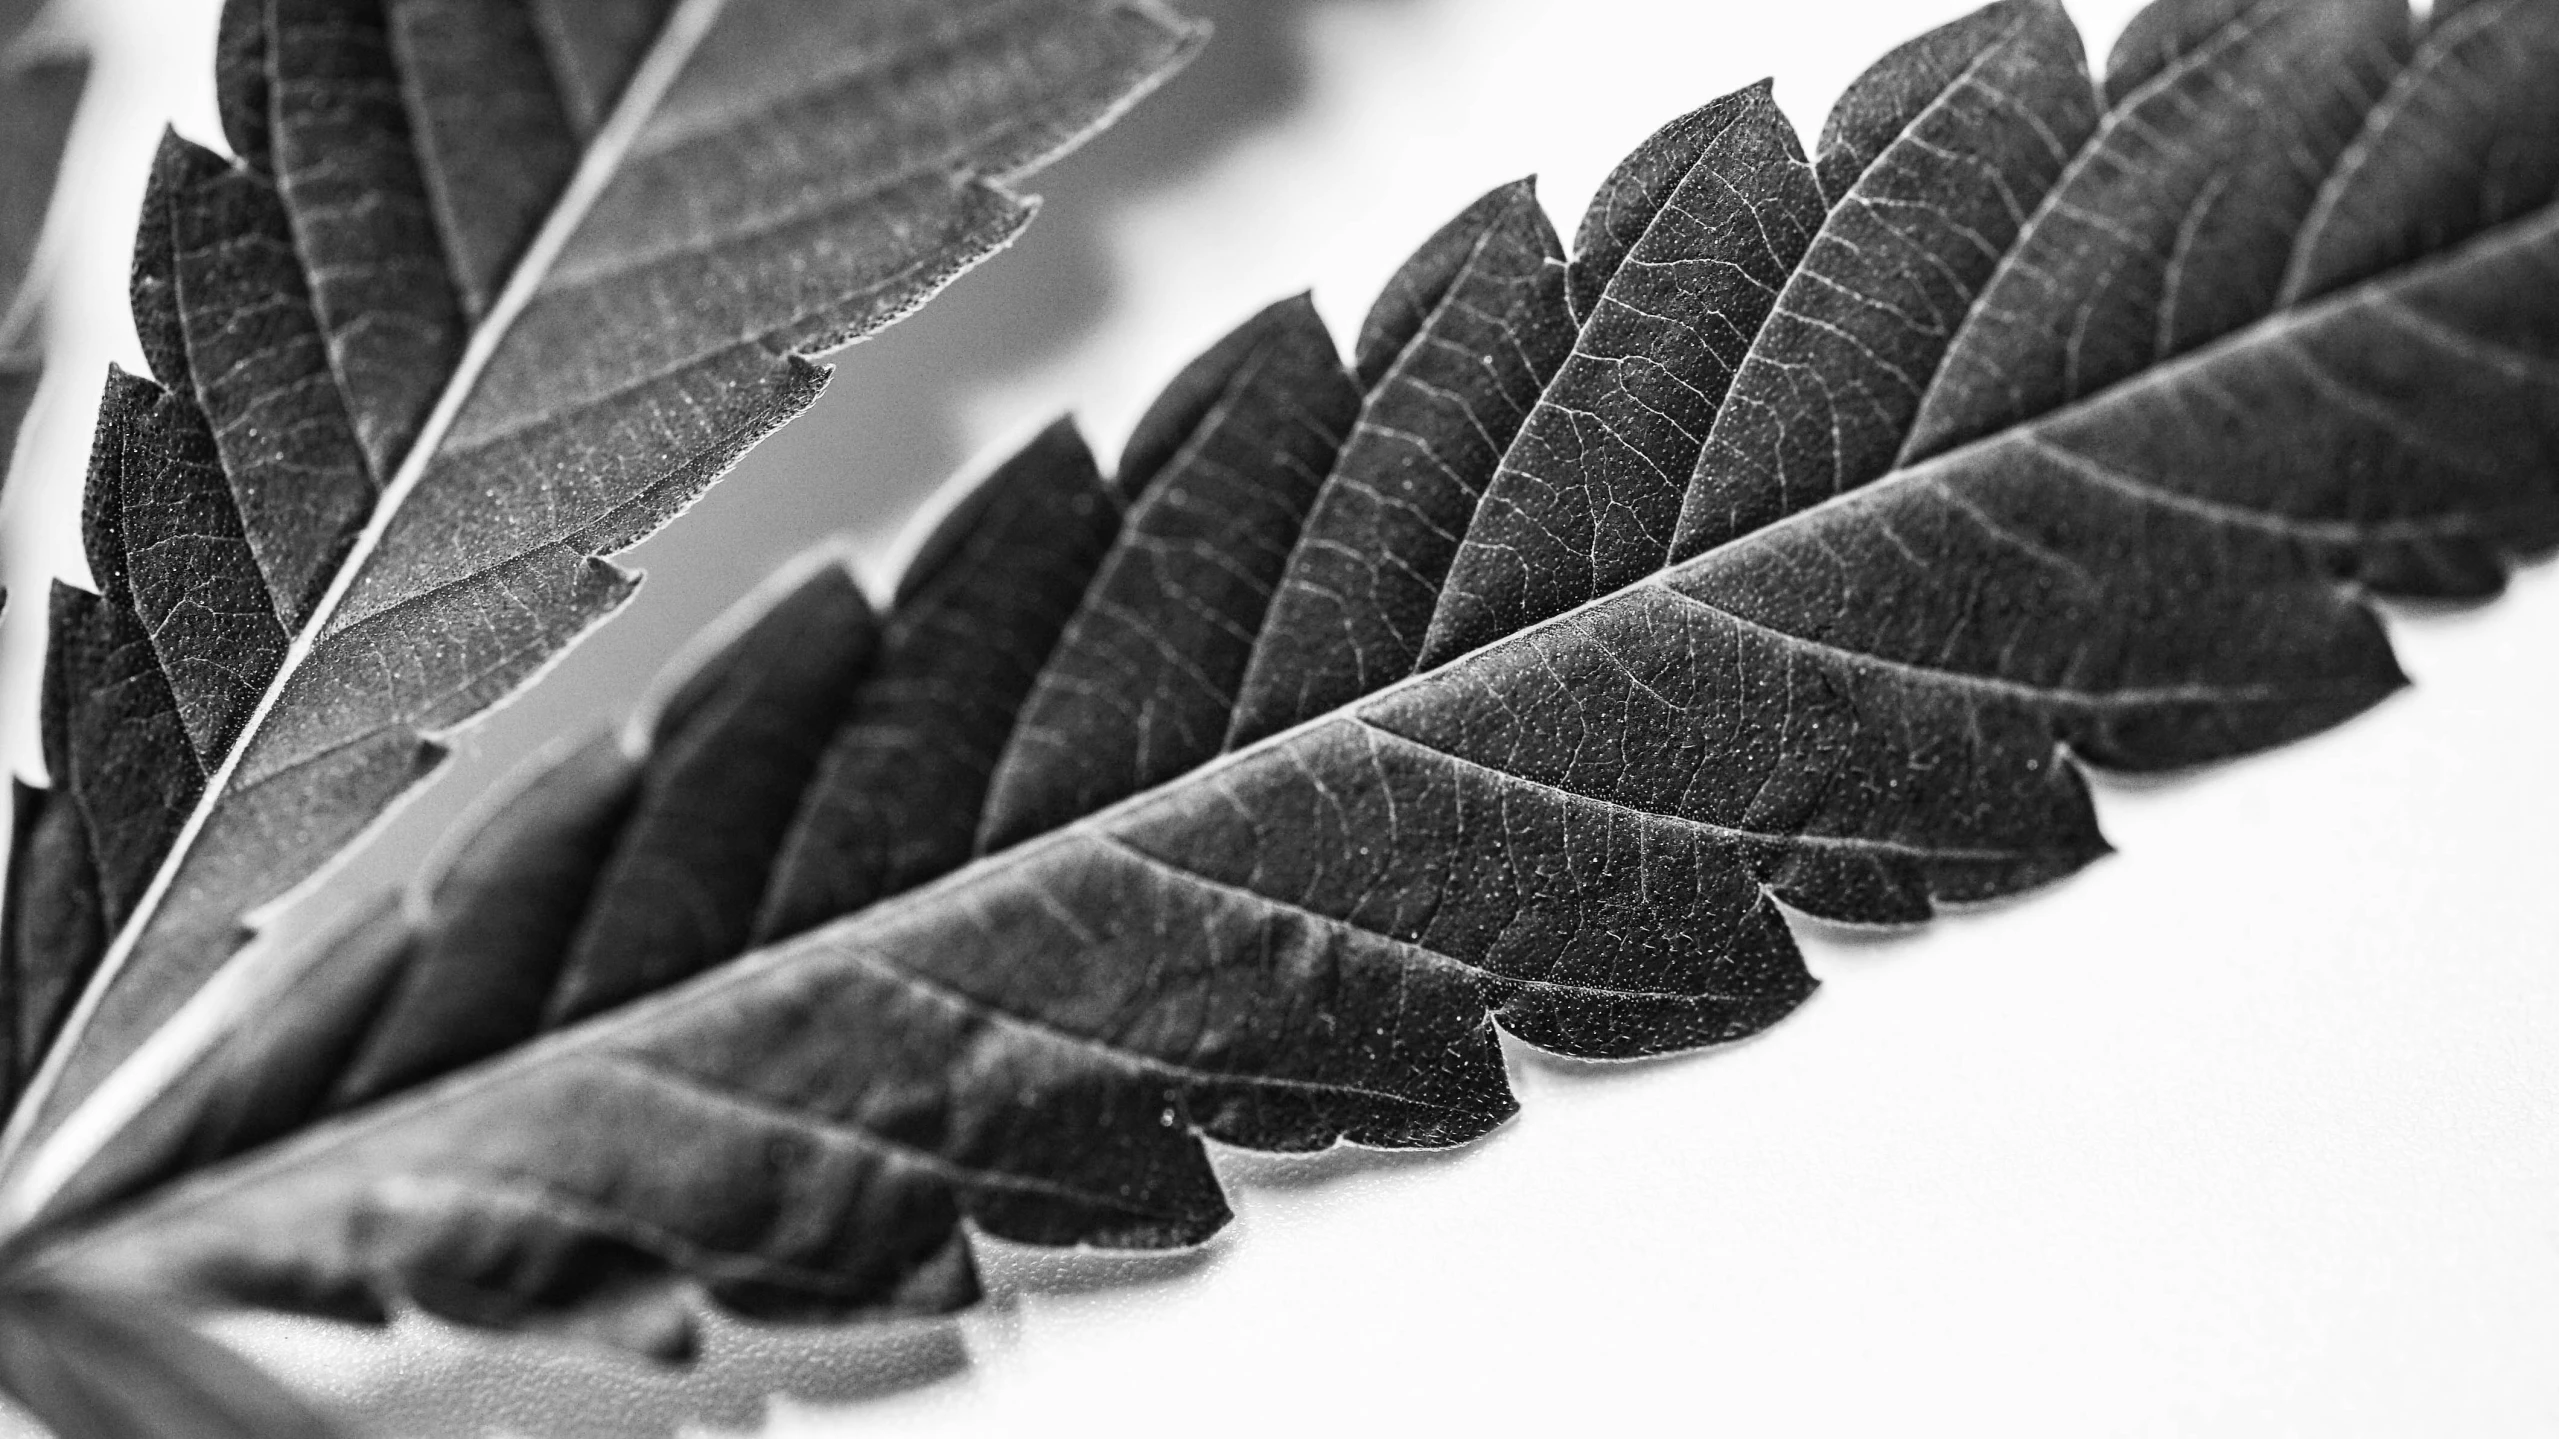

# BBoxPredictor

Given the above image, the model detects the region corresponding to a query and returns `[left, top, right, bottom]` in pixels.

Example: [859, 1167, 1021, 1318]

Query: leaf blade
[1418, 82, 1825, 666]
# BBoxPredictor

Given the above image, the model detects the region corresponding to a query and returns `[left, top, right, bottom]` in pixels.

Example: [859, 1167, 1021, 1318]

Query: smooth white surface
[4, 0, 2553, 1435]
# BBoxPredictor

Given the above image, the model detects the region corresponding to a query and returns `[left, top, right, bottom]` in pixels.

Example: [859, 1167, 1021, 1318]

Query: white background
[3, 0, 2555, 1435]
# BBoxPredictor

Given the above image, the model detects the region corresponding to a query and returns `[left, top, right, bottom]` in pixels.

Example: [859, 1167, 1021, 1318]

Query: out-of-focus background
[3, 0, 2556, 1434]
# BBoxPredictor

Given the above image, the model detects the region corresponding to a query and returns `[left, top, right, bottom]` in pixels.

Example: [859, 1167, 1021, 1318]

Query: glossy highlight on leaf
[14, 0, 2559, 1422]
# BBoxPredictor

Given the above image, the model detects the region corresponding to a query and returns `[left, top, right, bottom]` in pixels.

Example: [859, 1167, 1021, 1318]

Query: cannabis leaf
[13, 0, 2559, 1414]
[0, 0, 86, 488]
[0, 0, 1200, 1219]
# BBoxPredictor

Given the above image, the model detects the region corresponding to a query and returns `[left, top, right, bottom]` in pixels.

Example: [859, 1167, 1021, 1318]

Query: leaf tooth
[2, 784, 103, 1113]
[213, 0, 270, 173]
[1903, 0, 2414, 463]
[1567, 79, 1784, 328]
[2024, 204, 2559, 603]
[384, 0, 584, 321]
[36, 585, 202, 942]
[1349, 177, 1555, 390]
[1114, 720, 1821, 1061]
[974, 296, 1359, 854]
[147, 130, 376, 629]
[546, 564, 879, 1024]
[129, 134, 202, 401]
[1227, 179, 1572, 747]
[95, 375, 290, 766]
[1671, 0, 2101, 561]
[2104, 0, 2406, 106]
[1812, 0, 2091, 209]
[1419, 81, 1824, 669]
[1112, 292, 1325, 504]
[2280, 0, 2559, 304]
[329, 735, 642, 1111]
[757, 423, 1119, 941]
[264, 0, 472, 480]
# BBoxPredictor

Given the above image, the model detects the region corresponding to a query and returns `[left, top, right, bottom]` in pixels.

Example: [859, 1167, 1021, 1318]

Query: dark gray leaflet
[5, 0, 606, 1150]
[1417, 84, 1825, 669]
[324, 739, 642, 1111]
[387, 0, 583, 320]
[1, 591, 171, 1120]
[2, 784, 98, 1105]
[263, 0, 468, 480]
[975, 297, 1361, 854]
[213, 0, 270, 171]
[544, 566, 879, 1024]
[2279, 0, 2559, 305]
[1225, 180, 1572, 748]
[81, 369, 285, 767]
[36, 588, 199, 946]
[35, 0, 2559, 1369]
[1117, 290, 1289, 496]
[2103, 0, 2258, 97]
[1899, 0, 2411, 462]
[1809, 0, 2071, 206]
[1669, 0, 2099, 559]
[1564, 93, 1746, 327]
[138, 136, 374, 627]
[11, 0, 1200, 1156]
[1345, 181, 1546, 388]
[755, 424, 1122, 942]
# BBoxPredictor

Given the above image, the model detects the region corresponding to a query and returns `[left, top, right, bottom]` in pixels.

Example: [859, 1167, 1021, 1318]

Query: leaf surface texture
[20, 0, 2559, 1381]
